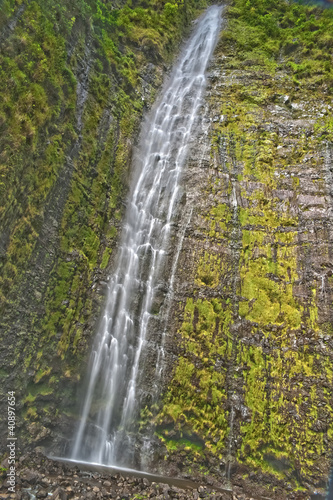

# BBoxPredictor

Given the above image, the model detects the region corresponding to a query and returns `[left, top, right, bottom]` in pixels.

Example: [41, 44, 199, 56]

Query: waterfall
[72, 5, 222, 467]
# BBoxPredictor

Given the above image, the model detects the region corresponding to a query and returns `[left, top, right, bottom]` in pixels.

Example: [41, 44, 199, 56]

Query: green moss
[158, 296, 231, 457]
[224, 0, 333, 86]
[0, 368, 9, 378]
[0, 0, 214, 444]
[26, 407, 38, 419]
[34, 367, 52, 383]
[24, 393, 36, 405]
[196, 251, 223, 288]
[240, 228, 302, 329]
[159, 1, 333, 489]
[0, 0, 209, 310]
[207, 203, 232, 235]
[157, 433, 203, 455]
[1, 0, 332, 490]
[26, 382, 53, 398]
[238, 339, 330, 480]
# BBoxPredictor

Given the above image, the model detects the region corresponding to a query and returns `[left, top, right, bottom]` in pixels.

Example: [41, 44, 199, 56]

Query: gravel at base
[0, 452, 254, 500]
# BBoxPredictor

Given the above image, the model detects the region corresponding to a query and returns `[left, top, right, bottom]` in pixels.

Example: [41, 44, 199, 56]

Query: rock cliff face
[154, 1, 333, 497]
[0, 0, 208, 454]
[1, 0, 333, 498]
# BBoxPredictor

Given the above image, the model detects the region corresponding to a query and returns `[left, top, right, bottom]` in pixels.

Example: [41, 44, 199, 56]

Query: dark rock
[36, 489, 48, 498]
[50, 487, 67, 500]
[20, 469, 40, 485]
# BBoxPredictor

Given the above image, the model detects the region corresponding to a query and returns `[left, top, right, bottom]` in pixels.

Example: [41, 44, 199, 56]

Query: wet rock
[36, 489, 48, 498]
[20, 469, 40, 485]
[50, 487, 67, 500]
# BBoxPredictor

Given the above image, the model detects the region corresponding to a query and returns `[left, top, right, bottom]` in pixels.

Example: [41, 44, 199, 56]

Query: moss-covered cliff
[1, 0, 333, 498]
[0, 0, 208, 452]
[154, 0, 333, 497]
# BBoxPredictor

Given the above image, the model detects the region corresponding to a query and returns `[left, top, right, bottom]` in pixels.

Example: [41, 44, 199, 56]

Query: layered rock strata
[155, 20, 333, 499]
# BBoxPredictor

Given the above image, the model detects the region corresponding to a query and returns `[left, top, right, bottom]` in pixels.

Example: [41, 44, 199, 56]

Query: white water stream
[72, 5, 222, 467]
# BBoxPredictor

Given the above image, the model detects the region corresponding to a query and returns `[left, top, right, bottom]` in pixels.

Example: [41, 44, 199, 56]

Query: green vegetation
[0, 0, 208, 442]
[157, 0, 333, 492]
[196, 251, 223, 287]
[158, 298, 231, 457]
[0, 0, 207, 310]
[221, 0, 333, 143]
[224, 0, 333, 81]
[1, 0, 332, 493]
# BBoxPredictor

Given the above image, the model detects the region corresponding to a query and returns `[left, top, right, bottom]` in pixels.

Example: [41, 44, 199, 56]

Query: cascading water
[72, 5, 222, 468]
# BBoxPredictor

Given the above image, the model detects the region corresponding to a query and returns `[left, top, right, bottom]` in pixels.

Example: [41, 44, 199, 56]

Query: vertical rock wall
[156, 2, 333, 497]
[0, 0, 209, 455]
[1, 0, 333, 497]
